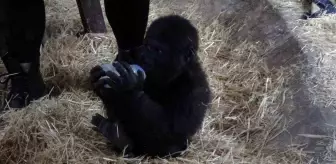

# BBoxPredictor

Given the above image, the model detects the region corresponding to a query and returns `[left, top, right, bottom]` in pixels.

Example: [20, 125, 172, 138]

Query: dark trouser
[1, 0, 45, 66]
[0, 0, 150, 65]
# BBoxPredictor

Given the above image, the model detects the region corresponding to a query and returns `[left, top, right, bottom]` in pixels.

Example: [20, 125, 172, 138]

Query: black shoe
[0, 57, 46, 109]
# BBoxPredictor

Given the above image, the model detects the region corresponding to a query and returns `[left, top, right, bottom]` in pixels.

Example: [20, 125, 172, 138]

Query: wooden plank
[76, 0, 107, 34]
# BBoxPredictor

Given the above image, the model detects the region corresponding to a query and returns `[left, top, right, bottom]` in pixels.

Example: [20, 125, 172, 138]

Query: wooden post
[76, 0, 107, 34]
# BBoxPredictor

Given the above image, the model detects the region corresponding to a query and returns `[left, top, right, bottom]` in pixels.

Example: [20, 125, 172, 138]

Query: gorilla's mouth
[138, 48, 157, 73]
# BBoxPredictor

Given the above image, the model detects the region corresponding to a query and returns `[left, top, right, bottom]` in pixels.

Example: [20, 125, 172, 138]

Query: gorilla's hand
[112, 61, 145, 92]
[90, 61, 145, 100]
[91, 113, 106, 128]
[90, 64, 119, 100]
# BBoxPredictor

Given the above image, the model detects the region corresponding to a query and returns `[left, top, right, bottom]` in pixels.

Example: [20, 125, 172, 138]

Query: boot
[0, 56, 46, 109]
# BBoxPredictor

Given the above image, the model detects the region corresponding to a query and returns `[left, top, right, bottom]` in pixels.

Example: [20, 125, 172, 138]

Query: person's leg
[104, 0, 150, 63]
[0, 0, 46, 109]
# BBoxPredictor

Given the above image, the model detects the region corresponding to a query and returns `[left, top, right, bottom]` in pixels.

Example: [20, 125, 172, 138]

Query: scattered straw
[0, 0, 329, 163]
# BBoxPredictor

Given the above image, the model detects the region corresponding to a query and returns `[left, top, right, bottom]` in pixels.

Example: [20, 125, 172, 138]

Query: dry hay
[270, 0, 336, 162]
[276, 1, 336, 121]
[0, 0, 318, 163]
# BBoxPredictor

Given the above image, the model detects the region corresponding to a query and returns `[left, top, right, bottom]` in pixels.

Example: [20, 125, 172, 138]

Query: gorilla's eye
[147, 45, 163, 54]
[145, 38, 166, 55]
[157, 48, 163, 54]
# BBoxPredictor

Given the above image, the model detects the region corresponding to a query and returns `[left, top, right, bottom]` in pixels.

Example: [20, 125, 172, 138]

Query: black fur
[90, 15, 211, 157]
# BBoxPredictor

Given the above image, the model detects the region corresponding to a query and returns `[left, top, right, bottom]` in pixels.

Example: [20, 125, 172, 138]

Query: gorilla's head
[139, 15, 199, 87]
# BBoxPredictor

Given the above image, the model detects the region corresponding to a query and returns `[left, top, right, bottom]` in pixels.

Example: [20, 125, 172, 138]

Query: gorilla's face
[138, 38, 189, 87]
[138, 15, 199, 88]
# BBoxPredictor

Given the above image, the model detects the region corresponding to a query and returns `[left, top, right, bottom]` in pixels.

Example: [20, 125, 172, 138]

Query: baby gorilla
[90, 15, 211, 157]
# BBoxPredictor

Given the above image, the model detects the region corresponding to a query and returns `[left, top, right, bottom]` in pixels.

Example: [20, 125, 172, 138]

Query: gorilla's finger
[90, 66, 106, 83]
[120, 61, 134, 74]
[91, 113, 105, 126]
[113, 61, 129, 80]
[91, 71, 105, 82]
[136, 69, 146, 83]
[94, 77, 115, 89]
[120, 61, 137, 81]
[90, 65, 103, 75]
[105, 70, 122, 86]
[92, 126, 100, 132]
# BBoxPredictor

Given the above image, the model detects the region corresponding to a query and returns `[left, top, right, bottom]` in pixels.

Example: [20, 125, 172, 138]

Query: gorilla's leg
[104, 0, 150, 63]
[91, 114, 133, 155]
[0, 0, 46, 109]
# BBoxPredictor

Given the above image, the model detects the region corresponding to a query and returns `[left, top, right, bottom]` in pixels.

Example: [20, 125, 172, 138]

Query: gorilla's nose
[138, 50, 154, 71]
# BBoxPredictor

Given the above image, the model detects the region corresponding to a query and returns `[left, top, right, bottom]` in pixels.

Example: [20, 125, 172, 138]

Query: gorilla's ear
[185, 46, 197, 63]
[185, 38, 197, 63]
[186, 47, 196, 63]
